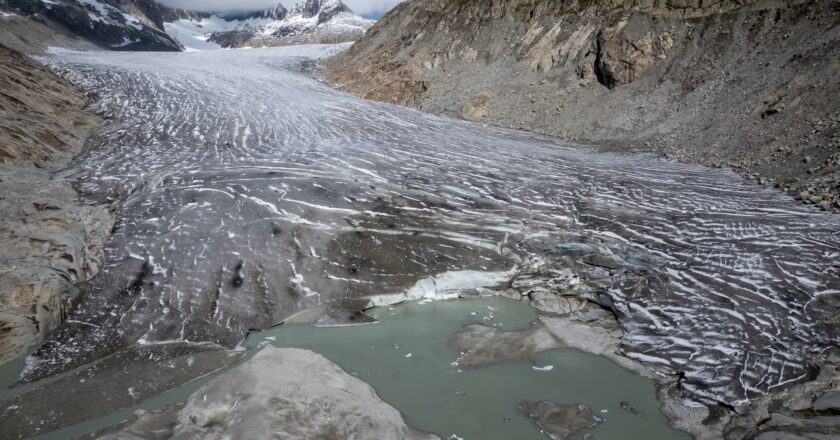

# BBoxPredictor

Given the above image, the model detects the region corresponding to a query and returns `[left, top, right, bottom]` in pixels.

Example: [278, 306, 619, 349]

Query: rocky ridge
[0, 44, 112, 364]
[323, 0, 840, 210]
[0, 0, 183, 51]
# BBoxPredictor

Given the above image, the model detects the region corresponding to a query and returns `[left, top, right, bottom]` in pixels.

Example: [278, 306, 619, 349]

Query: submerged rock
[517, 401, 601, 440]
[451, 323, 562, 367]
[620, 401, 644, 417]
[314, 308, 378, 327]
[95, 347, 439, 440]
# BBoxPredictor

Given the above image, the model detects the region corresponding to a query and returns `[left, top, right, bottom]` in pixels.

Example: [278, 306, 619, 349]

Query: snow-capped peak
[162, 0, 374, 50]
[292, 0, 350, 19]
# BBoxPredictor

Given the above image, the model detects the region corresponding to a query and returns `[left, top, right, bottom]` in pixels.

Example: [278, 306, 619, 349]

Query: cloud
[341, 0, 403, 17]
[154, 0, 404, 17]
[155, 0, 279, 12]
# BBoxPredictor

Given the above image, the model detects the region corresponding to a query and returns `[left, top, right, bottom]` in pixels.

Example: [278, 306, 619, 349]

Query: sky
[155, 0, 403, 19]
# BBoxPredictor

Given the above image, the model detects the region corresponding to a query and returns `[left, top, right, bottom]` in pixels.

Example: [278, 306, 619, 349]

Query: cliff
[324, 0, 840, 210]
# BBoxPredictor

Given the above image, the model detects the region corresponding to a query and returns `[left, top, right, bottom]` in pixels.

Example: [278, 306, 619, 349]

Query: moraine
[0, 45, 837, 438]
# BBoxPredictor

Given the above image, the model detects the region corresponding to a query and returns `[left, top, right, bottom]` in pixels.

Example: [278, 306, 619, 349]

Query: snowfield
[163, 21, 223, 51]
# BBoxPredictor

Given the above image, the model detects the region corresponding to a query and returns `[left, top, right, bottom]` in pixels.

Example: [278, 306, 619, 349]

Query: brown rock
[0, 44, 110, 364]
[462, 95, 490, 121]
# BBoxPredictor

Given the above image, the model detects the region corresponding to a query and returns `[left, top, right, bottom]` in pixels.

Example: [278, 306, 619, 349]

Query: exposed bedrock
[323, 0, 840, 209]
[0, 44, 111, 365]
[93, 347, 439, 440]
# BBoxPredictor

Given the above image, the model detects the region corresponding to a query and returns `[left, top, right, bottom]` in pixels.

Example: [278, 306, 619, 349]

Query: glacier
[7, 44, 839, 414]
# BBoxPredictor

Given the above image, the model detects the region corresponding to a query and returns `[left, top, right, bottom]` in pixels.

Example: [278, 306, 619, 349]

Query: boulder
[814, 391, 840, 412]
[451, 322, 562, 367]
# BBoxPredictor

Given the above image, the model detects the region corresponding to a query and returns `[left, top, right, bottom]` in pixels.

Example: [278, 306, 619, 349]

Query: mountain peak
[291, 0, 352, 21]
[161, 0, 374, 50]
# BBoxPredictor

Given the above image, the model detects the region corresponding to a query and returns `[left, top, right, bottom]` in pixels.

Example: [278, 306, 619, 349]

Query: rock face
[324, 0, 840, 209]
[164, 0, 375, 49]
[0, 0, 183, 51]
[95, 347, 440, 440]
[0, 44, 111, 364]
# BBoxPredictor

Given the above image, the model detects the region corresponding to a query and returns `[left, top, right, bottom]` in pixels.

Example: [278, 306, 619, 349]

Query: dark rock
[517, 401, 602, 440]
[0, 0, 183, 51]
[314, 308, 377, 327]
[620, 401, 644, 417]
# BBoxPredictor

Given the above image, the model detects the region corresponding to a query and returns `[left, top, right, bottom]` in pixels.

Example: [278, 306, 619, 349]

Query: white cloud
[154, 0, 403, 17]
[155, 0, 278, 12]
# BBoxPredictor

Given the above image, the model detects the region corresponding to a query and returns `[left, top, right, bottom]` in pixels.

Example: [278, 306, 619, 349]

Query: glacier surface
[19, 45, 840, 407]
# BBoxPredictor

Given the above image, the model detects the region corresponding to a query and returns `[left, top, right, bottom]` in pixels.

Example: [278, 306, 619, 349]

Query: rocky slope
[163, 0, 374, 49]
[0, 44, 112, 364]
[324, 0, 840, 210]
[0, 0, 183, 51]
[0, 8, 103, 55]
[94, 347, 439, 440]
